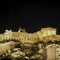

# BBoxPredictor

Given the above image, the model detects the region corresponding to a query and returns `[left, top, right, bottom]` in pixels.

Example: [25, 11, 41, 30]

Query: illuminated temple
[0, 27, 60, 60]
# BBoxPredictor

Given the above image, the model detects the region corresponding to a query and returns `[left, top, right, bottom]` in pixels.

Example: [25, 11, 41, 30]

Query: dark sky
[0, 1, 60, 33]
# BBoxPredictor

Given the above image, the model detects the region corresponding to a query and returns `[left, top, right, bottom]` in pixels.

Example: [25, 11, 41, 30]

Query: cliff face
[0, 27, 60, 60]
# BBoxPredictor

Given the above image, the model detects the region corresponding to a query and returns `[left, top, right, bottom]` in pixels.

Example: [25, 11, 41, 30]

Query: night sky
[0, 1, 60, 33]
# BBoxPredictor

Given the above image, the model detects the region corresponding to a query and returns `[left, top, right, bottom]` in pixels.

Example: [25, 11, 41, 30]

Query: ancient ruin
[0, 27, 60, 60]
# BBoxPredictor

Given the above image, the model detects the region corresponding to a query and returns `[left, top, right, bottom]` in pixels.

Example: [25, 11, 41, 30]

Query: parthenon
[0, 27, 59, 41]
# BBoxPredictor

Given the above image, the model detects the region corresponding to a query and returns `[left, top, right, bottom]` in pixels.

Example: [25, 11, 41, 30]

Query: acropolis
[0, 27, 60, 60]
